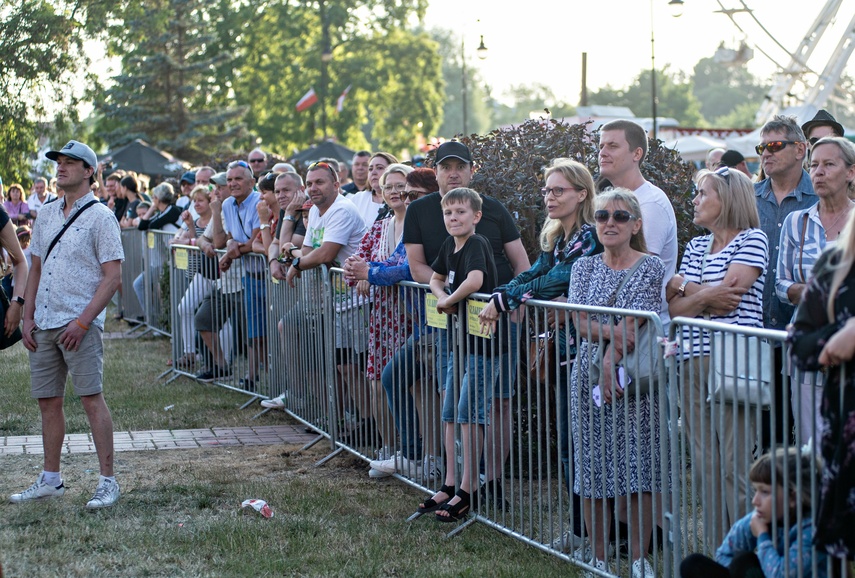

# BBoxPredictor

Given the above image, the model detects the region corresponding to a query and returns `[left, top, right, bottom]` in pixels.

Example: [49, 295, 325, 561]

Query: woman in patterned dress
[344, 164, 414, 452]
[568, 188, 665, 577]
[789, 204, 855, 563]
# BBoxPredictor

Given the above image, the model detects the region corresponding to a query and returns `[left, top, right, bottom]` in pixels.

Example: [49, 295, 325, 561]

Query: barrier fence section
[118, 229, 144, 322]
[667, 316, 839, 578]
[155, 248, 845, 577]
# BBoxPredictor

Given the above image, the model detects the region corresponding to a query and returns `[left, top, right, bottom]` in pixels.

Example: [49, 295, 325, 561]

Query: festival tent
[662, 134, 727, 162]
[103, 139, 188, 178]
[290, 141, 356, 166]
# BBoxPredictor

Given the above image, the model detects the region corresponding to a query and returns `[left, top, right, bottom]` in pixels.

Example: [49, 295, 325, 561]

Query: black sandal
[417, 484, 453, 514]
[435, 488, 473, 522]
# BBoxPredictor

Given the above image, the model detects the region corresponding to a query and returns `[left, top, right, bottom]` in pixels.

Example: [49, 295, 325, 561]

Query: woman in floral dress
[568, 188, 666, 577]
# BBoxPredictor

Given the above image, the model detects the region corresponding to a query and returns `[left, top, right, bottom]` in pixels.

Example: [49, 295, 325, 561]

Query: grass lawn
[0, 330, 578, 577]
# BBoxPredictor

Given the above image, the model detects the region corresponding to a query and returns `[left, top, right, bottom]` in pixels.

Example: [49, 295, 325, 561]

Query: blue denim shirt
[754, 170, 816, 330]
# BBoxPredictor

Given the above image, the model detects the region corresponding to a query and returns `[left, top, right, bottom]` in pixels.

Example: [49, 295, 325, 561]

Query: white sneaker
[581, 558, 611, 578]
[260, 394, 287, 409]
[423, 455, 440, 480]
[368, 452, 419, 477]
[631, 557, 654, 578]
[86, 478, 120, 509]
[9, 473, 65, 503]
[550, 530, 584, 554]
[368, 446, 394, 479]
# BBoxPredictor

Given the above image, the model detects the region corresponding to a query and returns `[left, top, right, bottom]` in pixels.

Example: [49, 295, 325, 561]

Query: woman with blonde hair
[790, 201, 855, 563]
[666, 166, 769, 553]
[478, 157, 603, 550]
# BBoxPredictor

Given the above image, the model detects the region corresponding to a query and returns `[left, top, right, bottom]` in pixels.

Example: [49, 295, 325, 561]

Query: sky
[423, 0, 855, 107]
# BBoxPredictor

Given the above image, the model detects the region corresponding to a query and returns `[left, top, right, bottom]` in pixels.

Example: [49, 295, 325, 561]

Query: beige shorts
[29, 326, 104, 398]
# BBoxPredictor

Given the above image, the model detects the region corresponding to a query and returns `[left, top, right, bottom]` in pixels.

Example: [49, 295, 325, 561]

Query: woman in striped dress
[666, 166, 769, 553]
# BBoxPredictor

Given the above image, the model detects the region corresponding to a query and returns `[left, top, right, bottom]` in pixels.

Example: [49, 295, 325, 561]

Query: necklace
[821, 202, 854, 238]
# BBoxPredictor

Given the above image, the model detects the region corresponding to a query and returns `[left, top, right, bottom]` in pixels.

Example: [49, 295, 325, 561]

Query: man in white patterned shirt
[12, 140, 124, 509]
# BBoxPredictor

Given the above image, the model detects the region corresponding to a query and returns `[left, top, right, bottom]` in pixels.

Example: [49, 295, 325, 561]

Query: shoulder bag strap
[798, 212, 809, 282]
[44, 200, 99, 261]
[613, 254, 649, 303]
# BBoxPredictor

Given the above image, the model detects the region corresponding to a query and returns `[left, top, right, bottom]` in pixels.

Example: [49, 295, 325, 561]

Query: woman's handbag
[0, 287, 23, 350]
[528, 330, 557, 384]
[589, 256, 662, 396]
[707, 332, 773, 408]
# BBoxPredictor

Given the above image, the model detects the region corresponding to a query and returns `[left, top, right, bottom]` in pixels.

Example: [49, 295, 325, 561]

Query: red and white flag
[295, 88, 318, 112]
[335, 85, 352, 113]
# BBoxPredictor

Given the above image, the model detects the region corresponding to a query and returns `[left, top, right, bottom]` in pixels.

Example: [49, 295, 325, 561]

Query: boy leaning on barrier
[421, 187, 498, 522]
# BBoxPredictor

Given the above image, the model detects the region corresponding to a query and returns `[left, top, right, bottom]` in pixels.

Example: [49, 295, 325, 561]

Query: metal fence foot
[444, 515, 478, 538]
[313, 446, 345, 467]
[406, 510, 425, 522]
[163, 372, 181, 385]
[157, 368, 173, 380]
[239, 395, 261, 410]
[251, 407, 272, 420]
[298, 434, 325, 453]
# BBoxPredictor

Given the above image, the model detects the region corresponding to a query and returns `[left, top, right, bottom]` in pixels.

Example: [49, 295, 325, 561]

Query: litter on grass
[241, 498, 273, 518]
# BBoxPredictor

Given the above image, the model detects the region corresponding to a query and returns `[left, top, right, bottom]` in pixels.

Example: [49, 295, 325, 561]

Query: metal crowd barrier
[152, 248, 841, 577]
[667, 316, 833, 578]
[118, 229, 145, 323]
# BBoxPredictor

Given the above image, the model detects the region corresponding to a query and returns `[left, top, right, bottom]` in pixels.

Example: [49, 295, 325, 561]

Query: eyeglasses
[540, 186, 578, 197]
[381, 183, 407, 193]
[402, 190, 428, 201]
[594, 209, 637, 224]
[248, 158, 266, 163]
[755, 140, 800, 155]
[307, 161, 337, 181]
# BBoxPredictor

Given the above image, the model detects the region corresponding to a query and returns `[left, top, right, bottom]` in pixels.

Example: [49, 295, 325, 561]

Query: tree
[0, 0, 104, 183]
[691, 56, 765, 126]
[96, 0, 246, 163]
[432, 28, 491, 139]
[490, 83, 577, 128]
[589, 66, 704, 127]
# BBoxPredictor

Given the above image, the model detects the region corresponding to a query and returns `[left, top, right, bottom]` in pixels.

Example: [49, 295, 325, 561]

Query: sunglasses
[307, 161, 338, 181]
[755, 140, 800, 155]
[594, 209, 637, 224]
[227, 160, 253, 177]
[540, 186, 578, 198]
[808, 137, 822, 146]
[401, 190, 427, 201]
[248, 158, 266, 163]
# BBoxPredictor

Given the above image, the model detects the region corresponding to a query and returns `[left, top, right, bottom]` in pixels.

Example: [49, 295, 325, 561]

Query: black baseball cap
[434, 141, 472, 165]
[719, 150, 745, 168]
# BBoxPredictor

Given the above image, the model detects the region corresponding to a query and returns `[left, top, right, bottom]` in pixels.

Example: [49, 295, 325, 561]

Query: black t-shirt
[275, 209, 307, 238]
[138, 204, 182, 230]
[0, 205, 9, 230]
[403, 192, 520, 286]
[432, 234, 504, 349]
[113, 197, 129, 222]
[341, 182, 359, 195]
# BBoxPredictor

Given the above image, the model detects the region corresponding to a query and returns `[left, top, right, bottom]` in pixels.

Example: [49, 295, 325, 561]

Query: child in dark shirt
[421, 187, 498, 522]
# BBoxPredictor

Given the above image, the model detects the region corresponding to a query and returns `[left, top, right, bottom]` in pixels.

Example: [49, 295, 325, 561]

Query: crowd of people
[2, 110, 855, 577]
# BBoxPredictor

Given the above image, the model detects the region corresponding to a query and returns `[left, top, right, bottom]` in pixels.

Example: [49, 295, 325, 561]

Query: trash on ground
[241, 498, 273, 518]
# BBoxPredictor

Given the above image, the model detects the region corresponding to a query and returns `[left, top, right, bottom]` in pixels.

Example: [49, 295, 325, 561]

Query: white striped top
[678, 229, 768, 357]
[776, 204, 837, 305]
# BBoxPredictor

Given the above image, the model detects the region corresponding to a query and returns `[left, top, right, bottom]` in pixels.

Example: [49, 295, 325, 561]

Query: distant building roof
[576, 105, 637, 118]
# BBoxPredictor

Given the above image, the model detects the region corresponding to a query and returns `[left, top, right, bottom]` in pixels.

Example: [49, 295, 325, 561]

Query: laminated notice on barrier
[147, 232, 155, 249]
[425, 294, 446, 329]
[466, 300, 490, 338]
[174, 248, 188, 270]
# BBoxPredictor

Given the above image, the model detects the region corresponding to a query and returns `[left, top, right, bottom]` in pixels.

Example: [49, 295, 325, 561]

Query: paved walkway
[0, 425, 319, 455]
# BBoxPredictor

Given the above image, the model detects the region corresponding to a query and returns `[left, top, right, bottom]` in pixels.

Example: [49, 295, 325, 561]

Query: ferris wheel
[714, 0, 855, 125]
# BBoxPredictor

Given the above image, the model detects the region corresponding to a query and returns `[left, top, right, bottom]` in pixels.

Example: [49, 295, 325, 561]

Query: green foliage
[430, 119, 696, 262]
[0, 0, 100, 182]
[432, 28, 491, 139]
[95, 0, 247, 164]
[590, 66, 704, 127]
[490, 84, 577, 128]
[691, 57, 766, 126]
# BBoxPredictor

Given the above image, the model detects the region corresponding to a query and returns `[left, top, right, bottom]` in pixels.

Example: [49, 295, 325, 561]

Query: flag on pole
[296, 88, 318, 112]
[335, 85, 352, 113]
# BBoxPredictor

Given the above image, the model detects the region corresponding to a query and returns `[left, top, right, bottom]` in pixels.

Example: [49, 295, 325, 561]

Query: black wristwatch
[292, 257, 302, 271]
[12, 296, 24, 306]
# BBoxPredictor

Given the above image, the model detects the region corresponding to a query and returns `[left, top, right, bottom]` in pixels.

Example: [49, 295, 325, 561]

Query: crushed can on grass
[241, 498, 273, 518]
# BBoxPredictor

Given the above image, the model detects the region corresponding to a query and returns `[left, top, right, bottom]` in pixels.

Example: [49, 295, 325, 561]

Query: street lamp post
[461, 33, 488, 136]
[650, 0, 684, 141]
[319, 0, 332, 140]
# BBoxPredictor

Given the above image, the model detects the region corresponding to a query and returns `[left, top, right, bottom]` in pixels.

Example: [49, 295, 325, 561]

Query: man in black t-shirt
[403, 140, 529, 505]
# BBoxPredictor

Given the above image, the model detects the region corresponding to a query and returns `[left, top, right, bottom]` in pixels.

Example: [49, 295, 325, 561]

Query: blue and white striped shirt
[776, 204, 838, 305]
[678, 229, 769, 357]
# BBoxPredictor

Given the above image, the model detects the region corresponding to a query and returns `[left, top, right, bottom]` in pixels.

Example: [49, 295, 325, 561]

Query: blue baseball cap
[180, 171, 196, 184]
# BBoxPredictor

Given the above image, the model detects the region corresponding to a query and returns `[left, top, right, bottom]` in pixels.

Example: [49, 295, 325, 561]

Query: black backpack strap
[44, 200, 100, 261]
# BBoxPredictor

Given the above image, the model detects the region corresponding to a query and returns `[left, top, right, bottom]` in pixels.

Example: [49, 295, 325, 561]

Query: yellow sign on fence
[425, 294, 446, 329]
[174, 248, 188, 271]
[466, 300, 490, 338]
